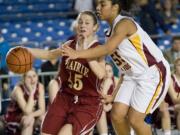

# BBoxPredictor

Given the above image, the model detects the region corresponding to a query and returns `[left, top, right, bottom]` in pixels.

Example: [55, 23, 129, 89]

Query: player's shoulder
[115, 18, 137, 34]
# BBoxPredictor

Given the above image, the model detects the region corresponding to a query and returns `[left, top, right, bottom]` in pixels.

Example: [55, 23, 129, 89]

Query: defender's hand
[62, 45, 79, 59]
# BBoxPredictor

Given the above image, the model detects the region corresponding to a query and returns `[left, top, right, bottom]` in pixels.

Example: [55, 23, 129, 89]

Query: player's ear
[112, 4, 119, 13]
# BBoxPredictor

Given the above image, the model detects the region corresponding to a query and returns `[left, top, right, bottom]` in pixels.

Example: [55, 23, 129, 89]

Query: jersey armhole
[119, 18, 138, 39]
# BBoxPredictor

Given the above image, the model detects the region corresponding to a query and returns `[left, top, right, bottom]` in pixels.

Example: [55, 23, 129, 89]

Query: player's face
[105, 64, 113, 78]
[24, 70, 38, 87]
[77, 14, 97, 38]
[173, 39, 180, 51]
[96, 0, 113, 20]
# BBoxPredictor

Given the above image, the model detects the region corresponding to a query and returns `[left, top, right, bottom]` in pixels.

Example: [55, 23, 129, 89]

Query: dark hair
[80, 11, 98, 25]
[111, 0, 134, 12]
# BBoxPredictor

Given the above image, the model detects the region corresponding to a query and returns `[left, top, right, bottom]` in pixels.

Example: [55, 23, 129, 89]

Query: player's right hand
[62, 45, 79, 59]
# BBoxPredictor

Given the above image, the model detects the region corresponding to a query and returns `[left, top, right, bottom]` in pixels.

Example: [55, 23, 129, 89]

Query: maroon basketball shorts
[41, 92, 103, 135]
[4, 112, 22, 135]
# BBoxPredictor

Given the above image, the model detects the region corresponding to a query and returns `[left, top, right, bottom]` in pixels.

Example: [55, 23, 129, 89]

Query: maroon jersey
[4, 83, 39, 135]
[57, 40, 101, 97]
[107, 77, 115, 95]
[165, 74, 180, 106]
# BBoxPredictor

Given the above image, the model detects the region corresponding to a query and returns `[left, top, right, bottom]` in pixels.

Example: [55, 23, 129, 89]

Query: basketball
[6, 46, 34, 74]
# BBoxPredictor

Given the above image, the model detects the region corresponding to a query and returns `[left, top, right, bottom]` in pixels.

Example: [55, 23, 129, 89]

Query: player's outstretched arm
[62, 19, 134, 59]
[27, 47, 62, 60]
[28, 40, 72, 60]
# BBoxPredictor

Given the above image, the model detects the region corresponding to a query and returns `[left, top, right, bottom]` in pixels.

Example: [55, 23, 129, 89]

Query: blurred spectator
[0, 69, 45, 135]
[73, 0, 95, 13]
[159, 58, 180, 135]
[95, 63, 119, 135]
[0, 69, 10, 99]
[136, 0, 170, 43]
[163, 36, 180, 65]
[40, 46, 59, 88]
[160, 0, 178, 25]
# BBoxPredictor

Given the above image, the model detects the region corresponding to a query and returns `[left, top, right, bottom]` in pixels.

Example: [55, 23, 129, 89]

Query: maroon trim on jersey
[172, 74, 180, 93]
[152, 61, 166, 109]
[142, 44, 167, 110]
[142, 44, 157, 67]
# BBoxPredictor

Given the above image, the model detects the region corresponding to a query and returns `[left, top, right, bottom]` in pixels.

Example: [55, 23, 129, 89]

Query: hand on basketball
[98, 90, 114, 104]
[62, 45, 79, 59]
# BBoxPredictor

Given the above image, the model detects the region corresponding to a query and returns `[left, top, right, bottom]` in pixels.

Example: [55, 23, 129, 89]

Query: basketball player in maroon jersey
[27, 11, 106, 135]
[93, 63, 119, 135]
[2, 69, 45, 135]
[158, 58, 180, 135]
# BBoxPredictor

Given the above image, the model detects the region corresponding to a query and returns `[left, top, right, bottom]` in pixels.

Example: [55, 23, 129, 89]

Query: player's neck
[77, 35, 97, 50]
[107, 14, 118, 27]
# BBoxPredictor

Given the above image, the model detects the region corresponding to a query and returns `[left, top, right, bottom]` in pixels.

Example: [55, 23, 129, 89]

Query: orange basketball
[6, 46, 34, 74]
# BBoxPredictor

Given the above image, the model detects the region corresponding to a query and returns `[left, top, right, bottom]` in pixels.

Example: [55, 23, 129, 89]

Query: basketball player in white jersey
[62, 0, 171, 135]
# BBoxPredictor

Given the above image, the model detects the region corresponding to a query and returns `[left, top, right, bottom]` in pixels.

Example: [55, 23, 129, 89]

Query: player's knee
[128, 115, 138, 128]
[128, 113, 144, 129]
[22, 116, 35, 128]
[110, 107, 126, 122]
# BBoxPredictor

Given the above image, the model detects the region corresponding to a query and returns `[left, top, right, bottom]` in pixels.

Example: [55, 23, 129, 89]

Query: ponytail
[111, 0, 134, 12]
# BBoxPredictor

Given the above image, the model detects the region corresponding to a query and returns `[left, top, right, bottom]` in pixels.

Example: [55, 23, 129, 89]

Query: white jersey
[106, 15, 167, 76]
